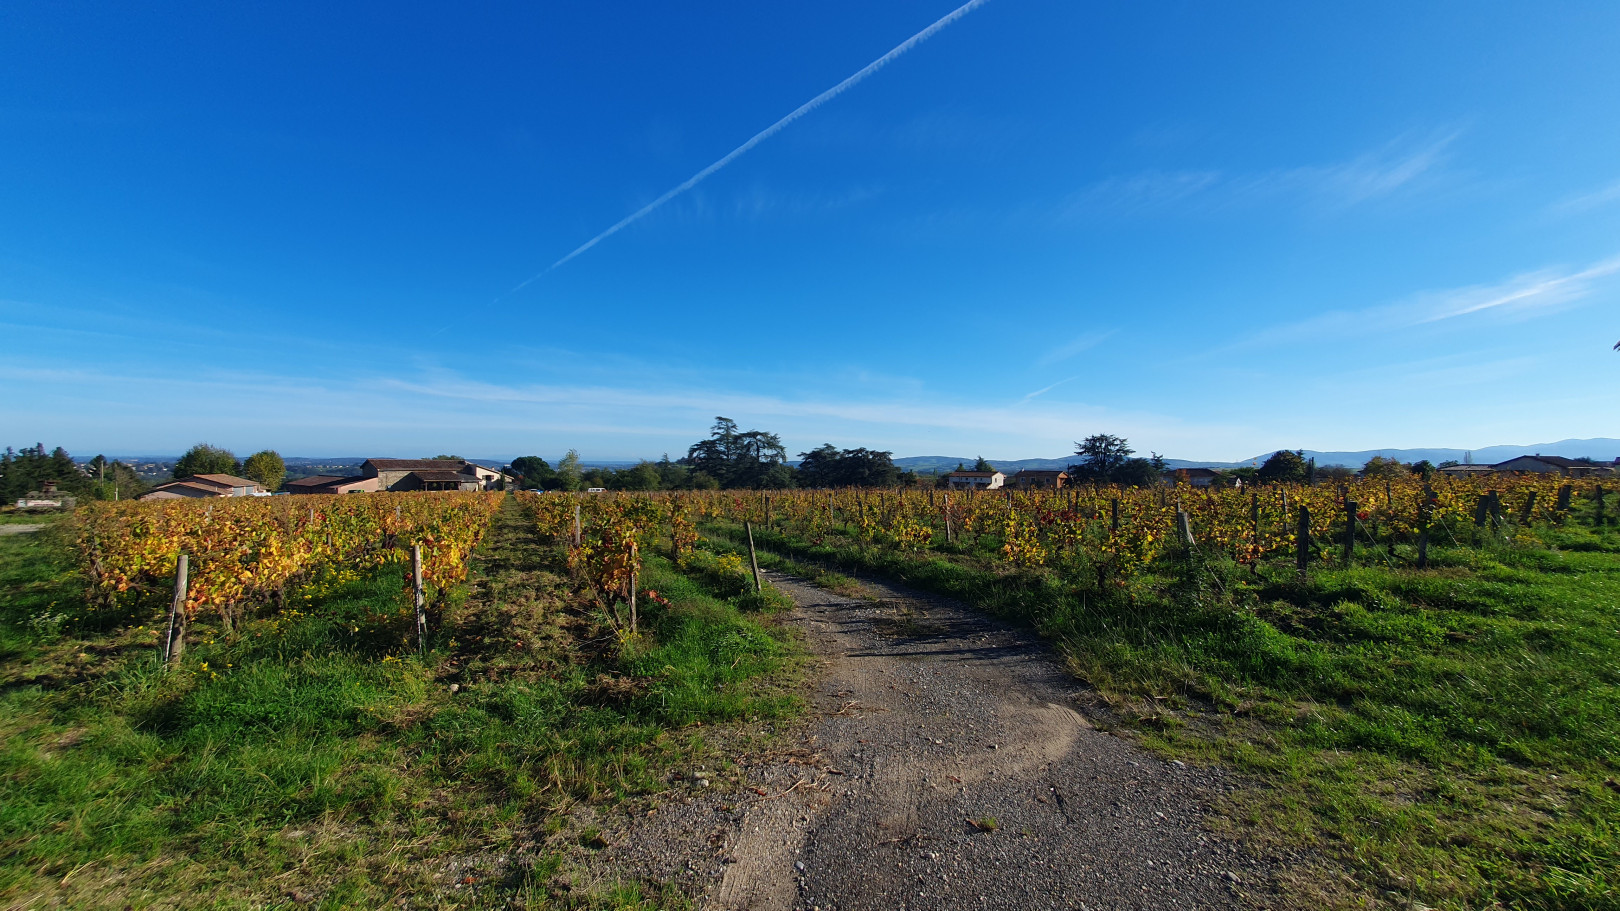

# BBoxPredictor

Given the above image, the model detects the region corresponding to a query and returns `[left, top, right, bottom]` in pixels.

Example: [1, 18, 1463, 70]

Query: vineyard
[523, 473, 1612, 585]
[63, 475, 1611, 667]
[7, 488, 801, 909]
[510, 474, 1619, 910]
[75, 491, 502, 659]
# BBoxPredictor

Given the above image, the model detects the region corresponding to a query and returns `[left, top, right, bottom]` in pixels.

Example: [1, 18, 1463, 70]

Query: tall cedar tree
[683, 417, 791, 489]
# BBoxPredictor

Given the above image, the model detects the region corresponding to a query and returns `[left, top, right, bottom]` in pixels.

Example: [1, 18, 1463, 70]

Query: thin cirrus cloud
[1036, 329, 1116, 366]
[1227, 252, 1620, 352]
[1062, 131, 1458, 220]
[1549, 178, 1620, 216]
[0, 359, 1253, 458]
[1017, 376, 1079, 404]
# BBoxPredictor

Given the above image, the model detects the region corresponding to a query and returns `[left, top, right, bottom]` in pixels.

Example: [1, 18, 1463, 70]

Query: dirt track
[587, 568, 1279, 910]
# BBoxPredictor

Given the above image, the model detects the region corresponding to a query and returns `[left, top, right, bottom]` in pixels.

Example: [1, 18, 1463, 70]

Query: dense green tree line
[1, 445, 150, 504]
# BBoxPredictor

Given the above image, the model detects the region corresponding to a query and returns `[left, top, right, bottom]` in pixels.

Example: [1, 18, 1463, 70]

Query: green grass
[0, 499, 803, 909]
[712, 517, 1620, 911]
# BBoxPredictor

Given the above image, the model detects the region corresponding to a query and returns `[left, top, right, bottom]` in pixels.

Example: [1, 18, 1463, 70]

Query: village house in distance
[944, 469, 1005, 490]
[138, 459, 508, 500]
[140, 473, 266, 500]
[284, 459, 507, 495]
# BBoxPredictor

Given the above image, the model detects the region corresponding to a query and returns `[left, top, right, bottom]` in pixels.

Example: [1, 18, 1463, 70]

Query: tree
[1069, 434, 1133, 482]
[0, 444, 95, 504]
[682, 417, 790, 489]
[86, 456, 148, 501]
[1360, 455, 1407, 480]
[1409, 460, 1436, 480]
[1319, 464, 1355, 483]
[612, 461, 664, 491]
[555, 450, 584, 492]
[797, 444, 900, 488]
[1256, 450, 1309, 484]
[173, 443, 238, 479]
[973, 457, 994, 473]
[1113, 456, 1165, 487]
[242, 450, 286, 491]
[509, 456, 554, 489]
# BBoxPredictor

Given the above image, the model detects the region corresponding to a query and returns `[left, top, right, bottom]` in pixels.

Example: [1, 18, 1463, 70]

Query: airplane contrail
[503, 0, 993, 297]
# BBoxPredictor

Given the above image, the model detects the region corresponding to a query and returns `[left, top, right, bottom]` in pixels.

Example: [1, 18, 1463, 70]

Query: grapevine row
[77, 491, 502, 627]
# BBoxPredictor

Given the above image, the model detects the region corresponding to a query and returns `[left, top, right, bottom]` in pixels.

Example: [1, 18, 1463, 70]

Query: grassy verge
[707, 517, 1620, 911]
[0, 499, 804, 909]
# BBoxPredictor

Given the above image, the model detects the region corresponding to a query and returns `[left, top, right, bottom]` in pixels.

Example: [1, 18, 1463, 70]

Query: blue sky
[3, 1, 1617, 463]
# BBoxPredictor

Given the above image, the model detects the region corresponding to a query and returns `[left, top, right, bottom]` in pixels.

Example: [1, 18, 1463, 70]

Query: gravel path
[584, 569, 1281, 910]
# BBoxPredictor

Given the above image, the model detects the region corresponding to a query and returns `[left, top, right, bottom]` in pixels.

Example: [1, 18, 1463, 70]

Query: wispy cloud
[1063, 131, 1458, 219]
[0, 358, 1251, 461]
[1036, 329, 1116, 366]
[1228, 252, 1620, 351]
[1410, 256, 1620, 323]
[1549, 178, 1620, 216]
[500, 0, 994, 298]
[1018, 376, 1078, 404]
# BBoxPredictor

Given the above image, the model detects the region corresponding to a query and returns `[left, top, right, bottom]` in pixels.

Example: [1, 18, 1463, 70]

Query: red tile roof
[409, 470, 472, 482]
[187, 473, 261, 488]
[365, 459, 472, 472]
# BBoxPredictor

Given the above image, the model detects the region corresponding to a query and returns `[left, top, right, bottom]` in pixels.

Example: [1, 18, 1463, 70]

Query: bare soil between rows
[573, 568, 1287, 910]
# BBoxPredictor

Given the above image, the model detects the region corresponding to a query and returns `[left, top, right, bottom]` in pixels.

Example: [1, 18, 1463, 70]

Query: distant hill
[1239, 438, 1620, 469]
[896, 438, 1620, 474]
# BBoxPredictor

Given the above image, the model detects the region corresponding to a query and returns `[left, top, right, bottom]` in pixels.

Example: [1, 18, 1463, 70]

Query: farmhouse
[1012, 469, 1068, 490]
[1164, 467, 1222, 487]
[284, 475, 383, 495]
[359, 459, 506, 492]
[1437, 464, 1495, 479]
[140, 473, 265, 500]
[944, 470, 1005, 490]
[1490, 455, 1614, 478]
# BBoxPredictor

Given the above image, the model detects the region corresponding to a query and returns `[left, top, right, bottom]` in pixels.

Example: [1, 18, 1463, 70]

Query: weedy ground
[0, 499, 804, 910]
[707, 511, 1620, 911]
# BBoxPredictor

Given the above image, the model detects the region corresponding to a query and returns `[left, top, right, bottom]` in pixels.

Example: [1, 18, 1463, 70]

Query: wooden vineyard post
[572, 502, 582, 547]
[1518, 491, 1538, 526]
[1343, 500, 1358, 565]
[1296, 506, 1311, 576]
[1474, 494, 1491, 528]
[1175, 510, 1195, 549]
[164, 552, 189, 667]
[944, 499, 954, 544]
[629, 542, 639, 637]
[744, 520, 762, 594]
[1557, 484, 1573, 516]
[1417, 485, 1433, 569]
[412, 544, 426, 654]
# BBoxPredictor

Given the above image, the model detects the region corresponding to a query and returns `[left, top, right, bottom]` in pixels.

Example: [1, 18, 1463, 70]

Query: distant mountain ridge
[894, 438, 1620, 473]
